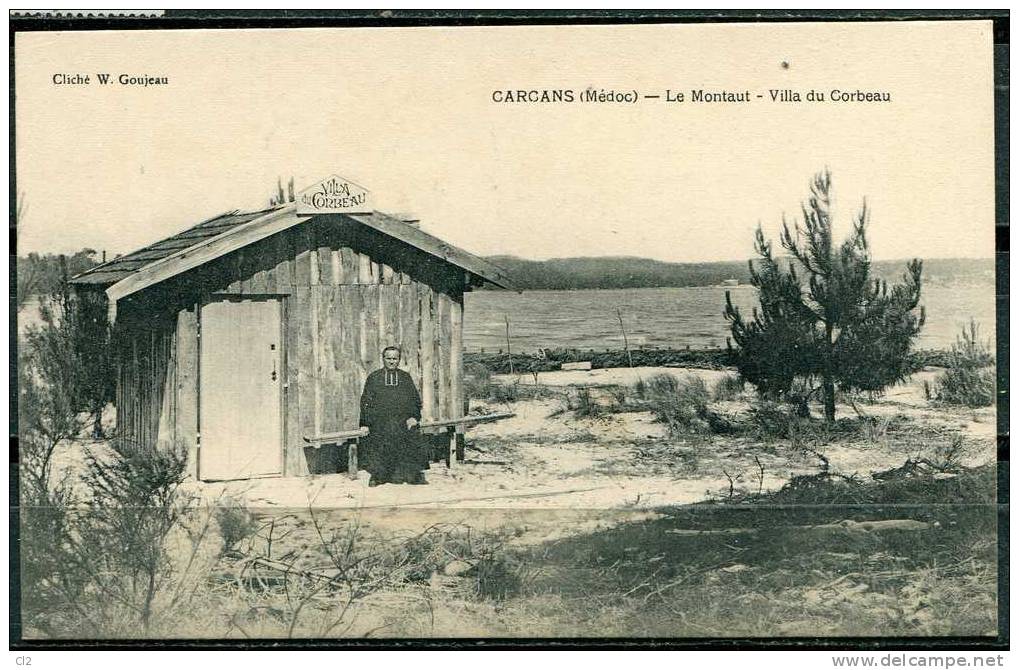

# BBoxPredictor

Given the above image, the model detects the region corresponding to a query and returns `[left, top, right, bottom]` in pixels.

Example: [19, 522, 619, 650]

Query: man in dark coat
[359, 346, 426, 485]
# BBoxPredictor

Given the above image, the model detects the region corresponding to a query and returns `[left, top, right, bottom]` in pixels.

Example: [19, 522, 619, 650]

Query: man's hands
[406, 417, 419, 430]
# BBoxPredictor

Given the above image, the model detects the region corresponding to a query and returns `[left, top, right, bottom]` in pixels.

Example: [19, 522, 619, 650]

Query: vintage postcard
[12, 16, 1003, 645]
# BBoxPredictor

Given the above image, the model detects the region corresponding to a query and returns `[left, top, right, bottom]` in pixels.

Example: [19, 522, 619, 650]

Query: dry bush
[633, 374, 713, 434]
[571, 387, 602, 417]
[712, 374, 745, 401]
[19, 433, 220, 638]
[214, 497, 261, 556]
[748, 400, 797, 439]
[933, 320, 995, 408]
[463, 362, 493, 400]
[488, 381, 561, 404]
[217, 516, 521, 638]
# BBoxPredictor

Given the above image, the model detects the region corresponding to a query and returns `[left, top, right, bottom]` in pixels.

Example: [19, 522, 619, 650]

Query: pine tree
[725, 170, 925, 421]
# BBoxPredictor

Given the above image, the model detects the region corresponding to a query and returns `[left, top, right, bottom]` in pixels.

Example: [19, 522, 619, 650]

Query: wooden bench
[420, 411, 516, 467]
[302, 427, 369, 479]
[303, 412, 515, 478]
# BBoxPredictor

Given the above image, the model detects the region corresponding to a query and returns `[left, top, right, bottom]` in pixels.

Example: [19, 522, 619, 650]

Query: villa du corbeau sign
[296, 175, 372, 215]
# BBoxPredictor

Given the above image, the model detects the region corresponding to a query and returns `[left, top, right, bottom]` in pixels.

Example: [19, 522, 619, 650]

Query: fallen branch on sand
[666, 518, 935, 536]
[248, 556, 341, 585]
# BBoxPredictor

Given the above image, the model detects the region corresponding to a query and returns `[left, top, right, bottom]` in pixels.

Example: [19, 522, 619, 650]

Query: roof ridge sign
[296, 175, 372, 215]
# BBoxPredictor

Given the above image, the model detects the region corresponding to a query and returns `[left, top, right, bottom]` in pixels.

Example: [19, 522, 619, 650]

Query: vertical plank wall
[122, 218, 467, 479]
[114, 304, 178, 460]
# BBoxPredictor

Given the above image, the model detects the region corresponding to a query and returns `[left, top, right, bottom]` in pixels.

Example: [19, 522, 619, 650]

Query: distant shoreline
[479, 255, 994, 292]
[464, 347, 967, 375]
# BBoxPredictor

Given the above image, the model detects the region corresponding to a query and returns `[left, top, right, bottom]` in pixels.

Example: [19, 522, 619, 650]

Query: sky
[14, 21, 995, 263]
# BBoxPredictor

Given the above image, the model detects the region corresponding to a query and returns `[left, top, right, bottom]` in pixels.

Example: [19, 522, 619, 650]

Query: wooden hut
[69, 176, 513, 481]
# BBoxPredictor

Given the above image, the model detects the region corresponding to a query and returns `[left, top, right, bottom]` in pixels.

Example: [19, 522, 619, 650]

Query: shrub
[215, 497, 261, 556]
[933, 320, 994, 407]
[464, 362, 493, 400]
[713, 374, 745, 401]
[18, 368, 79, 638]
[636, 374, 712, 434]
[474, 553, 524, 600]
[24, 285, 115, 439]
[487, 381, 561, 404]
[19, 435, 217, 638]
[572, 387, 599, 417]
[748, 400, 795, 439]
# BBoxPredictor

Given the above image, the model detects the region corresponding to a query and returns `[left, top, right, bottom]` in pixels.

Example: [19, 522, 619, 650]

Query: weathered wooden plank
[317, 243, 333, 286]
[309, 287, 321, 438]
[263, 234, 285, 294]
[347, 441, 358, 479]
[327, 287, 348, 433]
[419, 285, 436, 421]
[437, 293, 452, 420]
[115, 345, 123, 447]
[294, 248, 312, 286]
[284, 294, 303, 476]
[340, 286, 363, 431]
[398, 283, 421, 388]
[276, 229, 295, 291]
[340, 247, 358, 285]
[157, 325, 177, 449]
[148, 329, 157, 449]
[330, 249, 341, 286]
[317, 288, 343, 435]
[360, 285, 380, 373]
[314, 287, 342, 473]
[294, 224, 314, 287]
[303, 427, 369, 443]
[225, 249, 245, 293]
[252, 269, 270, 293]
[381, 264, 395, 284]
[420, 411, 515, 429]
[128, 335, 137, 448]
[357, 253, 373, 285]
[378, 285, 400, 352]
[293, 288, 313, 475]
[309, 249, 320, 286]
[450, 297, 464, 423]
[241, 248, 259, 294]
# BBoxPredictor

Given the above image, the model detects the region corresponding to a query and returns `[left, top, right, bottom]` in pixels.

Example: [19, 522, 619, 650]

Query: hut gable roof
[70, 204, 514, 298]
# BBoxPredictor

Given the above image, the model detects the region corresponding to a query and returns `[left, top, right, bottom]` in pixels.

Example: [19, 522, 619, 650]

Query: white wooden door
[199, 297, 283, 481]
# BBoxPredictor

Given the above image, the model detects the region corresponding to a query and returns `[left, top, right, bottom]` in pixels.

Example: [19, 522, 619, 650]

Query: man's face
[383, 349, 401, 370]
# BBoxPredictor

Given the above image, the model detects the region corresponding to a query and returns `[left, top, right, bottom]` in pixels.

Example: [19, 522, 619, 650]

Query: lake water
[463, 283, 997, 353]
[19, 281, 997, 354]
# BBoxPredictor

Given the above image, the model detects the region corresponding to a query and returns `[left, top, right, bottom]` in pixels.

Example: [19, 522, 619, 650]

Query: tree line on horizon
[480, 254, 993, 291]
[14, 250, 992, 305]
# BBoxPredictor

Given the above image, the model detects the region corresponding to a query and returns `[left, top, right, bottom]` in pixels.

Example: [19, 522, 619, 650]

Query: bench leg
[456, 431, 465, 463]
[348, 439, 358, 480]
[446, 426, 456, 469]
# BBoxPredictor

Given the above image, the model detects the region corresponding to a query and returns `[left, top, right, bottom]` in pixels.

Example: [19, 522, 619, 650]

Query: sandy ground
[180, 367, 995, 523]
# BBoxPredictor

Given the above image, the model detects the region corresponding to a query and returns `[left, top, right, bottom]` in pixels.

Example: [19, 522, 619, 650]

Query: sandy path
[198, 368, 995, 516]
[49, 364, 994, 546]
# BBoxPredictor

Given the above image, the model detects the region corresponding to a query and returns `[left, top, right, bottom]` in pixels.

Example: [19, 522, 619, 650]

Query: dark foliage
[465, 347, 733, 375]
[16, 249, 101, 307]
[481, 255, 990, 291]
[933, 320, 995, 407]
[24, 283, 116, 438]
[725, 170, 925, 420]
